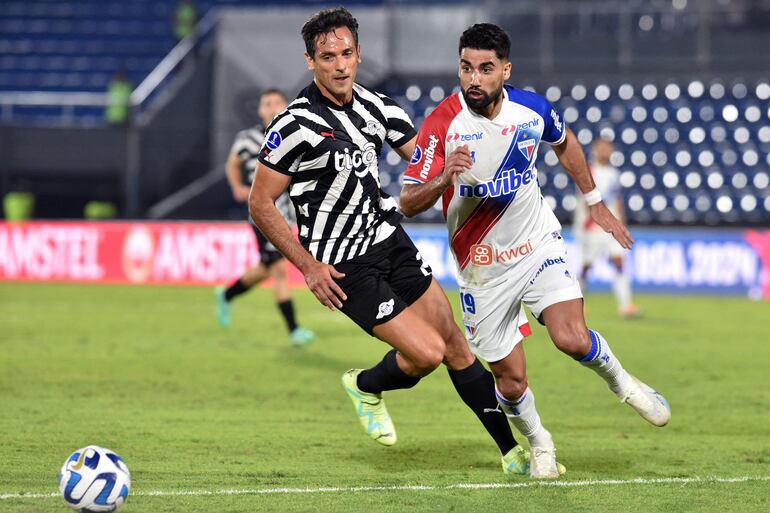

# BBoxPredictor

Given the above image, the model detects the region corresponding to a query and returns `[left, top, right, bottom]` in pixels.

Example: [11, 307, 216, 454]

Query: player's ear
[304, 52, 315, 71]
[356, 44, 362, 63]
[503, 60, 511, 81]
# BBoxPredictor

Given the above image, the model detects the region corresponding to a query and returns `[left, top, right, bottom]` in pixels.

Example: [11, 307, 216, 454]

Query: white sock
[612, 274, 632, 310]
[495, 387, 553, 448]
[579, 330, 632, 396]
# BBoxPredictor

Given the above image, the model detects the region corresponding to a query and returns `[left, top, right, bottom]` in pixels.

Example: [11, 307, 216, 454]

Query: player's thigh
[372, 307, 445, 372]
[523, 236, 583, 324]
[408, 278, 474, 369]
[460, 276, 529, 364]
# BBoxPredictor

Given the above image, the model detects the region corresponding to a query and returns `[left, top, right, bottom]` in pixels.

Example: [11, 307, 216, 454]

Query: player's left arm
[553, 128, 633, 249]
[393, 135, 416, 162]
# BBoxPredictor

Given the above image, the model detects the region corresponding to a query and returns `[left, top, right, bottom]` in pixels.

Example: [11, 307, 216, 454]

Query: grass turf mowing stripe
[3, 475, 769, 500]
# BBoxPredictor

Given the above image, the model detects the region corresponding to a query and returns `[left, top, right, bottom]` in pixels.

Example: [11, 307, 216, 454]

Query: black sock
[277, 300, 298, 333]
[448, 359, 518, 455]
[224, 279, 251, 302]
[357, 349, 421, 394]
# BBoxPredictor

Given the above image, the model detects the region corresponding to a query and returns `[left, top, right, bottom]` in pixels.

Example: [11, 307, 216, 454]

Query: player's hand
[441, 144, 473, 187]
[589, 202, 634, 249]
[304, 261, 347, 310]
[232, 185, 251, 203]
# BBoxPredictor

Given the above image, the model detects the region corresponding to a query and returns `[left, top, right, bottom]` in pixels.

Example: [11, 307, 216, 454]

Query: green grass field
[1, 282, 769, 512]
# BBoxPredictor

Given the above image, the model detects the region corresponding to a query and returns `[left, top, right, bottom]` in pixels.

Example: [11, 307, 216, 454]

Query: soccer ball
[59, 445, 131, 512]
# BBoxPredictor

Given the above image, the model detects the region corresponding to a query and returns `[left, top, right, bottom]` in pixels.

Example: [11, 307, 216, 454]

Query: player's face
[459, 48, 511, 113]
[258, 93, 287, 127]
[305, 27, 361, 105]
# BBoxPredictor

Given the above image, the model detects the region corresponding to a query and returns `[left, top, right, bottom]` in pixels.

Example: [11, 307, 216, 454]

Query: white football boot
[618, 375, 671, 427]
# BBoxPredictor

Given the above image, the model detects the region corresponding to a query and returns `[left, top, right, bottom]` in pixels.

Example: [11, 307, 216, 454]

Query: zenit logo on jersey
[446, 131, 484, 142]
[458, 168, 536, 198]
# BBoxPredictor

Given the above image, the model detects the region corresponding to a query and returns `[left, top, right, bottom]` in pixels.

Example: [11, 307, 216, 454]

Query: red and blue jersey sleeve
[403, 94, 461, 185]
[506, 86, 566, 145]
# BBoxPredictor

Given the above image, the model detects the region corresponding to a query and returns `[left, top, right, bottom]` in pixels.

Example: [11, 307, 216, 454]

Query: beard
[462, 84, 503, 110]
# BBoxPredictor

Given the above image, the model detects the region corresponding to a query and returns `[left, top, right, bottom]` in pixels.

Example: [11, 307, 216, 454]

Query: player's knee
[496, 375, 528, 402]
[411, 335, 445, 374]
[552, 322, 591, 359]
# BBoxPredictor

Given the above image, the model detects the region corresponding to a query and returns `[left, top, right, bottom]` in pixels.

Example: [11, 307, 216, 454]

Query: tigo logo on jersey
[446, 131, 484, 143]
[266, 131, 282, 150]
[518, 138, 536, 159]
[419, 134, 440, 180]
[470, 240, 534, 266]
[334, 142, 378, 178]
[458, 168, 535, 198]
[410, 145, 423, 165]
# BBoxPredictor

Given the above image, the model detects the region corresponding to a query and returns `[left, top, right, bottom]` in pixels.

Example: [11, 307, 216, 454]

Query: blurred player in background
[573, 138, 641, 318]
[215, 89, 315, 347]
[400, 23, 669, 478]
[250, 7, 533, 476]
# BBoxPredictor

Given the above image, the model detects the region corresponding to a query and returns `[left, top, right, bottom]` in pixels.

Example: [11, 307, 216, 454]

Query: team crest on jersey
[266, 131, 282, 150]
[410, 145, 423, 165]
[361, 119, 382, 136]
[517, 137, 535, 159]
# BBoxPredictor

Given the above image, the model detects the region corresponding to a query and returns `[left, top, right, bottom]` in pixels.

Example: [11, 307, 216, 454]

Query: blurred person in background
[173, 0, 197, 42]
[573, 138, 641, 318]
[215, 89, 315, 347]
[105, 69, 131, 125]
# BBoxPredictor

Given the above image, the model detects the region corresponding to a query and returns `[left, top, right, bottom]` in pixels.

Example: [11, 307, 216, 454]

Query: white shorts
[459, 235, 583, 363]
[580, 229, 626, 265]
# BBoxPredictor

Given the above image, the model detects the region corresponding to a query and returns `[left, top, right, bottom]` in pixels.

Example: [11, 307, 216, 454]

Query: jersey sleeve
[377, 93, 417, 149]
[402, 110, 447, 185]
[257, 111, 309, 175]
[230, 130, 263, 161]
[540, 98, 566, 145]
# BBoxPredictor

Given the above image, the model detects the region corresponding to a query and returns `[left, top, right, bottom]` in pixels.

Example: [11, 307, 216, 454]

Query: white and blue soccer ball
[59, 445, 131, 512]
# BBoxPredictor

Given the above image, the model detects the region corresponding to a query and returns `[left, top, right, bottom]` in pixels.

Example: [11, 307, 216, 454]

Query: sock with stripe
[578, 329, 631, 395]
[496, 386, 552, 448]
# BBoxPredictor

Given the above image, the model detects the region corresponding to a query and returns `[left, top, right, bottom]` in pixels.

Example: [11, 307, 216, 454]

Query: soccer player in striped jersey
[249, 7, 533, 475]
[215, 89, 315, 346]
[401, 23, 670, 478]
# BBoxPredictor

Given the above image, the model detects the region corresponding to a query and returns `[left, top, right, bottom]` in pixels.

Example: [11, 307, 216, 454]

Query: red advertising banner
[0, 221, 305, 285]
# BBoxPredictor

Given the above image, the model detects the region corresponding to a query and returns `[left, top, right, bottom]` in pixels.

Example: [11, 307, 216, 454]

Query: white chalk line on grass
[2, 475, 769, 501]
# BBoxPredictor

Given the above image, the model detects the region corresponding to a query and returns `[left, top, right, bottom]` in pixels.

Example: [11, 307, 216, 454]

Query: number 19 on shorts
[459, 292, 476, 315]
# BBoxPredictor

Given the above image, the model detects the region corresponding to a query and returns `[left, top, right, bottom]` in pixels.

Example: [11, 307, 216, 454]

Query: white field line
[2, 475, 769, 501]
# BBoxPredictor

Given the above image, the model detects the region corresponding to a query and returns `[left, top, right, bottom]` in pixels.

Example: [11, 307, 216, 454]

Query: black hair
[301, 7, 359, 59]
[260, 88, 286, 101]
[458, 23, 511, 61]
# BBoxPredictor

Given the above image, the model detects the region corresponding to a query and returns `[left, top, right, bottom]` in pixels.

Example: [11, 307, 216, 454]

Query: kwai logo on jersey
[458, 168, 536, 198]
[470, 240, 534, 266]
[334, 142, 378, 178]
[518, 137, 536, 159]
[446, 131, 484, 143]
[410, 145, 423, 165]
[419, 134, 440, 180]
[265, 131, 282, 150]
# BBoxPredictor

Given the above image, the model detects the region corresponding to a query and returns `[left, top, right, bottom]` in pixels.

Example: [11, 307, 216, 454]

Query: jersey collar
[309, 80, 356, 111]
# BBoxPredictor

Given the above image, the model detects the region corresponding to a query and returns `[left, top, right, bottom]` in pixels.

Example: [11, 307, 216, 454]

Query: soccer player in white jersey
[573, 138, 641, 318]
[400, 23, 670, 478]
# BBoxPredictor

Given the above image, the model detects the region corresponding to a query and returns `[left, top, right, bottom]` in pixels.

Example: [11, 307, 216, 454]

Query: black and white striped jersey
[230, 125, 295, 225]
[257, 81, 416, 265]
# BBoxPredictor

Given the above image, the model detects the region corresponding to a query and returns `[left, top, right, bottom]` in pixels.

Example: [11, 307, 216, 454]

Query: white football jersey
[404, 85, 567, 287]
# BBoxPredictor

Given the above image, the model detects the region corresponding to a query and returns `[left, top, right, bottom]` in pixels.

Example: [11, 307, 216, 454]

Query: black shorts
[334, 225, 433, 335]
[251, 224, 284, 267]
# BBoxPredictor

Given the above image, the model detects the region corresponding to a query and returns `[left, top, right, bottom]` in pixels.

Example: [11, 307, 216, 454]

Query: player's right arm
[225, 152, 251, 203]
[400, 145, 472, 217]
[250, 112, 347, 310]
[249, 164, 347, 310]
